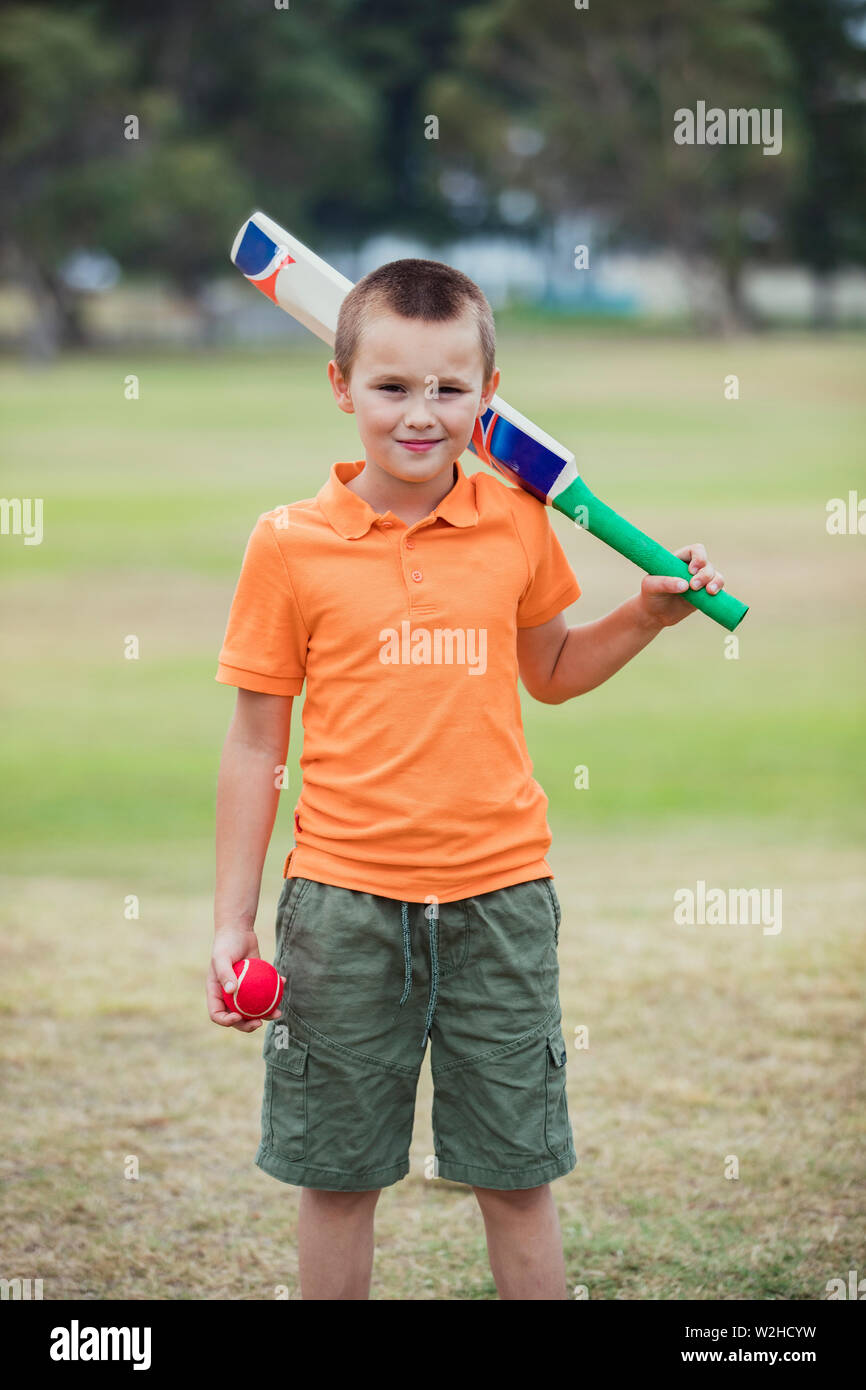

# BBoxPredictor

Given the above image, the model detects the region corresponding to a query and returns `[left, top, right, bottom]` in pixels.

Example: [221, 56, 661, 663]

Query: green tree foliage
[768, 0, 866, 321]
[1, 0, 390, 350]
[429, 0, 796, 326]
[0, 5, 132, 350]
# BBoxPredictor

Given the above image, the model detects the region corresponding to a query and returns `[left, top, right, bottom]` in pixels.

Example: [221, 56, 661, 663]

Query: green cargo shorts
[254, 874, 577, 1191]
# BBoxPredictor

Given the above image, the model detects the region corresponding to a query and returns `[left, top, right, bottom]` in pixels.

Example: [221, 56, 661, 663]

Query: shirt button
[381, 520, 392, 528]
[406, 539, 415, 549]
[411, 569, 423, 582]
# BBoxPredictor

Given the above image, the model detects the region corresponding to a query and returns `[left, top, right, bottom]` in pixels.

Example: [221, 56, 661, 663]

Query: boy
[207, 259, 725, 1300]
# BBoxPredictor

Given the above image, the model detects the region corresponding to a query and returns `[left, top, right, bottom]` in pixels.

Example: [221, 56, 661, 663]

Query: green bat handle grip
[554, 477, 748, 632]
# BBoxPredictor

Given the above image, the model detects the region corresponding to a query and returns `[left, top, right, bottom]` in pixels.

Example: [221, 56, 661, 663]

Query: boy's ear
[328, 359, 355, 414]
[478, 367, 501, 414]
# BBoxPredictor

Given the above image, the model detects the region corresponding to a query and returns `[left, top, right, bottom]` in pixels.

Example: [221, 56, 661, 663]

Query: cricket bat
[231, 210, 748, 631]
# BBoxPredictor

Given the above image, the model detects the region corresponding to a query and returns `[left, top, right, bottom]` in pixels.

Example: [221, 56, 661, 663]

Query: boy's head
[328, 259, 500, 486]
[334, 259, 496, 386]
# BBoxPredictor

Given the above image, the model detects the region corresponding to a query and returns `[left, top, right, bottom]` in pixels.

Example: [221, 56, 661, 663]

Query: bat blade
[470, 398, 578, 505]
[231, 211, 352, 347]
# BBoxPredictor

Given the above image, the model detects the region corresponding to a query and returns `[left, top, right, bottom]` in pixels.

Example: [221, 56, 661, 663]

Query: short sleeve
[515, 492, 581, 628]
[215, 513, 309, 695]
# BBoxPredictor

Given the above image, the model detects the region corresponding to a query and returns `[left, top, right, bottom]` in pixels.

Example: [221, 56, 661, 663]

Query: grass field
[1, 332, 864, 1299]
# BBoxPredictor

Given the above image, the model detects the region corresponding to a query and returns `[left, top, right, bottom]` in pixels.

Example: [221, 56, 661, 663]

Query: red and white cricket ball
[221, 959, 284, 1019]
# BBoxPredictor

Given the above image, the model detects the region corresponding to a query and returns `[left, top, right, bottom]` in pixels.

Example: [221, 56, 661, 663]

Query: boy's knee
[301, 1186, 382, 1211]
[472, 1183, 551, 1213]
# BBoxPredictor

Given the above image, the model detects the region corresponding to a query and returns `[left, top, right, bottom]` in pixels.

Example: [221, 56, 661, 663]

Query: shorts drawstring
[398, 902, 412, 1006]
[422, 906, 439, 1048]
[398, 899, 439, 1047]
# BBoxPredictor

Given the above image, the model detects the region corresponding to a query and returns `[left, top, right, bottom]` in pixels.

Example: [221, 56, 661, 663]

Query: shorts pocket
[544, 1028, 572, 1157]
[275, 876, 314, 963]
[262, 1025, 309, 1161]
[540, 879, 561, 946]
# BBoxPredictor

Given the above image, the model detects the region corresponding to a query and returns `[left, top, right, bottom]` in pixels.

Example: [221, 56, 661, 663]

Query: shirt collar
[317, 458, 479, 539]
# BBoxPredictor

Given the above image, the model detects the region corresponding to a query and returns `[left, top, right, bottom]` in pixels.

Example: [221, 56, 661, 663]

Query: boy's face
[328, 307, 500, 487]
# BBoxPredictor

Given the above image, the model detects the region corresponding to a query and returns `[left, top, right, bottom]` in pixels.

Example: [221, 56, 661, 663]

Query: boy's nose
[402, 397, 438, 428]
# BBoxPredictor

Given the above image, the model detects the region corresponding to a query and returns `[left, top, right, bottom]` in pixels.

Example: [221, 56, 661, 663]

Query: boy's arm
[209, 689, 294, 1031]
[518, 542, 724, 704]
[518, 598, 664, 704]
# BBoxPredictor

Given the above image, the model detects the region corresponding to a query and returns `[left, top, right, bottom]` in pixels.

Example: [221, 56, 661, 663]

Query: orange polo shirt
[216, 457, 580, 903]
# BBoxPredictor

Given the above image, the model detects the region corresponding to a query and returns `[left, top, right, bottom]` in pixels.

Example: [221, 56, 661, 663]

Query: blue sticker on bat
[232, 221, 278, 277]
[469, 409, 564, 503]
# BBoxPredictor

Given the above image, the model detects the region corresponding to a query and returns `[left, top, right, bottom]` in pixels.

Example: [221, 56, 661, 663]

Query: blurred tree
[0, 6, 131, 355]
[97, 0, 387, 246]
[0, 0, 393, 351]
[429, 0, 796, 330]
[768, 0, 866, 324]
[334, 0, 479, 239]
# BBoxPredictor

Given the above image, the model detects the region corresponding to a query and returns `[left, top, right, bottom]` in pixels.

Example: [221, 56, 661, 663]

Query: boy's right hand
[207, 927, 285, 1033]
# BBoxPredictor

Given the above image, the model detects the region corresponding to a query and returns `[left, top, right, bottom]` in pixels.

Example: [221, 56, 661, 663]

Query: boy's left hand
[637, 543, 725, 628]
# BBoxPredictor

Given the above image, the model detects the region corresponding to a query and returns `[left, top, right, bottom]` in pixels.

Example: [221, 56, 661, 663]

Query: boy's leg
[256, 878, 429, 1298]
[429, 877, 576, 1298]
[472, 1183, 568, 1301]
[298, 1187, 382, 1300]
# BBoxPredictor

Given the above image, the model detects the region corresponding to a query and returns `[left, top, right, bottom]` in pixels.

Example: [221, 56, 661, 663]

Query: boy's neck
[346, 460, 457, 527]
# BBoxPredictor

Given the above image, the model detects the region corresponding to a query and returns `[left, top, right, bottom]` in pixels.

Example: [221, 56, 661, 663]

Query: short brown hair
[334, 258, 496, 384]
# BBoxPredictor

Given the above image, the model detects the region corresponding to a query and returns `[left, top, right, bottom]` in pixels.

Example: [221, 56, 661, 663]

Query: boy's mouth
[396, 439, 444, 452]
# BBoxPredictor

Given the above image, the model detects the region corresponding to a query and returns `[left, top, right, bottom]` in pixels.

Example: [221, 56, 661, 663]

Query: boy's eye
[376, 384, 463, 394]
